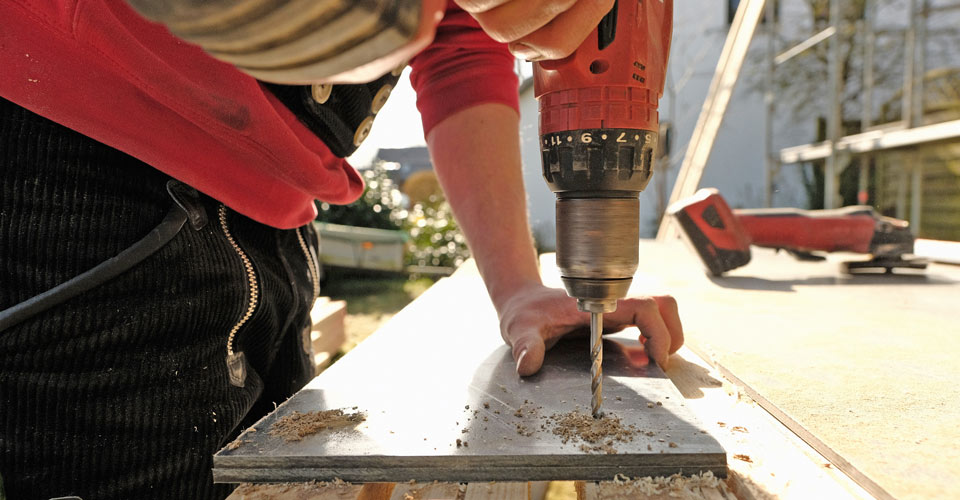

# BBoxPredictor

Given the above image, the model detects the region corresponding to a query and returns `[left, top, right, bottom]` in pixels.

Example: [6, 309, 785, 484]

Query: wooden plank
[214, 273, 725, 483]
[226, 297, 882, 499]
[357, 483, 396, 500]
[779, 118, 960, 163]
[388, 482, 463, 500]
[310, 297, 347, 370]
[463, 482, 528, 500]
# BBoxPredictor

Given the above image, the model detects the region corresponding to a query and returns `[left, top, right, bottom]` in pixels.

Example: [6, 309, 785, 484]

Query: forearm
[426, 103, 542, 311]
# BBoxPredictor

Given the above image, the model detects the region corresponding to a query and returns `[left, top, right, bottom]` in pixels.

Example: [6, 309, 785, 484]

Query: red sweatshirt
[0, 1, 519, 229]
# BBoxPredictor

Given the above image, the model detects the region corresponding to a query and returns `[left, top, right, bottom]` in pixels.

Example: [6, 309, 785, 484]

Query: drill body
[535, 0, 673, 314]
[535, 0, 672, 417]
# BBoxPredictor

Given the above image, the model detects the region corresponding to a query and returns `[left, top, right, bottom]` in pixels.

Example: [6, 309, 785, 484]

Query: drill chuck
[556, 196, 638, 312]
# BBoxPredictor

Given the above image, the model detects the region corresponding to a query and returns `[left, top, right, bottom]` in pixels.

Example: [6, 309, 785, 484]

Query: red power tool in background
[668, 188, 927, 276]
[534, 0, 673, 416]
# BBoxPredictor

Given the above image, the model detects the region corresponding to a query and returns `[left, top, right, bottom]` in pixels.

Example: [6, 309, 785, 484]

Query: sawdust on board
[226, 438, 253, 450]
[548, 410, 639, 453]
[269, 409, 365, 442]
[456, 400, 679, 454]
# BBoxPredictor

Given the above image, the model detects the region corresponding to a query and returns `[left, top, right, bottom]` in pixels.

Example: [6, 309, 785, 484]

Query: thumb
[510, 329, 546, 377]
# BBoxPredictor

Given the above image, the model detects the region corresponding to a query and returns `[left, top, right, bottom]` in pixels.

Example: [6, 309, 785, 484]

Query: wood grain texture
[388, 482, 463, 500]
[356, 483, 396, 500]
[463, 482, 528, 500]
[214, 270, 725, 483]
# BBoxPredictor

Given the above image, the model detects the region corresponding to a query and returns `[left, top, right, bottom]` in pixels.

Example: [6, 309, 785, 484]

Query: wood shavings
[733, 453, 753, 463]
[400, 481, 449, 500]
[594, 471, 723, 498]
[269, 409, 365, 442]
[226, 438, 252, 450]
[547, 411, 638, 453]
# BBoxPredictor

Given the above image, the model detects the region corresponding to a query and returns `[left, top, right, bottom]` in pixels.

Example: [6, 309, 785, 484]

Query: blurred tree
[403, 194, 470, 269]
[402, 170, 443, 208]
[317, 160, 471, 269]
[316, 161, 404, 230]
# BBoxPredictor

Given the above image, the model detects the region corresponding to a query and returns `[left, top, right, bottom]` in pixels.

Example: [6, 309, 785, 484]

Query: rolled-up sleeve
[409, 2, 520, 136]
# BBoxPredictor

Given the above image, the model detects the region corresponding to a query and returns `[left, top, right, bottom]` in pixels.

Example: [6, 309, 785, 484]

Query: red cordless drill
[535, 0, 673, 417]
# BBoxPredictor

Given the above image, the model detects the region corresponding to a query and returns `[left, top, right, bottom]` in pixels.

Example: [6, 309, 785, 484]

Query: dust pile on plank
[548, 410, 639, 454]
[269, 408, 366, 442]
[458, 399, 679, 454]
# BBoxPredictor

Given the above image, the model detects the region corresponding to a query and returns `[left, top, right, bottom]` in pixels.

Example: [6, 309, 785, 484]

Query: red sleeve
[409, 2, 520, 135]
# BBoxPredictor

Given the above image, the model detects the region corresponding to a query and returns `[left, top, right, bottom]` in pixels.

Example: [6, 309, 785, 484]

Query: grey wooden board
[214, 274, 726, 483]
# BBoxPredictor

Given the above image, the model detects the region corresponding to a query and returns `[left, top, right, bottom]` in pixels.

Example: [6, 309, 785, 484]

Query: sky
[348, 61, 533, 168]
[348, 68, 426, 168]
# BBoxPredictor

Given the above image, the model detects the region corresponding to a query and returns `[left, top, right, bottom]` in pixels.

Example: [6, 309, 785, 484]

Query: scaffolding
[659, 0, 960, 239]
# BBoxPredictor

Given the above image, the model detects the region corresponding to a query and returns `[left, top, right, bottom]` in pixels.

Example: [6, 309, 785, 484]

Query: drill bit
[590, 311, 603, 418]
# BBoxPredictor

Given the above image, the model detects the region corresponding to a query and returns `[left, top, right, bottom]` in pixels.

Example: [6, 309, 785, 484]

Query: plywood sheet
[214, 274, 725, 484]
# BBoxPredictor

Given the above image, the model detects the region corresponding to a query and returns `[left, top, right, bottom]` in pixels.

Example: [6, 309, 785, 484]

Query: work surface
[576, 240, 957, 500]
[218, 239, 959, 497]
[214, 260, 726, 483]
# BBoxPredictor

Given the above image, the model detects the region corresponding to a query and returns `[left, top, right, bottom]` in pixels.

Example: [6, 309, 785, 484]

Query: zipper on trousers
[295, 226, 320, 368]
[219, 205, 258, 387]
[295, 226, 320, 304]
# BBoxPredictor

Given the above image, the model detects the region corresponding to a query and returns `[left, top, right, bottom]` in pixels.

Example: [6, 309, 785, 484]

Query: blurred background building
[352, 0, 960, 252]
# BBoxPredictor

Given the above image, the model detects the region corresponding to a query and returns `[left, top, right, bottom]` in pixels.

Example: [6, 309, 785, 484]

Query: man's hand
[426, 104, 683, 377]
[455, 0, 616, 61]
[498, 284, 684, 375]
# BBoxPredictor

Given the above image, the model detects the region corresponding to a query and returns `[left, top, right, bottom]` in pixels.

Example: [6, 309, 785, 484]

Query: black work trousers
[0, 98, 317, 499]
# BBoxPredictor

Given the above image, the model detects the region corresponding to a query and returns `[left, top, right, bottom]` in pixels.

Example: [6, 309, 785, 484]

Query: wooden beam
[779, 119, 960, 163]
[658, 0, 766, 240]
